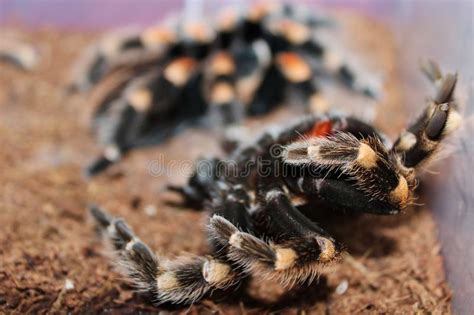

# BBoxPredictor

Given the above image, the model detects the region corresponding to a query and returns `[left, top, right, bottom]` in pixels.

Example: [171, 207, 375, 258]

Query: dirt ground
[0, 13, 452, 314]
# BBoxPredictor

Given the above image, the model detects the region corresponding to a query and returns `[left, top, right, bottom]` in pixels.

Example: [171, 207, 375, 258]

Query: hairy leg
[90, 206, 243, 305]
[392, 62, 461, 168]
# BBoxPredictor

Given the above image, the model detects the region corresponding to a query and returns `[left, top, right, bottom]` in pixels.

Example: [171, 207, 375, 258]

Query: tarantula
[69, 2, 379, 177]
[90, 60, 462, 305]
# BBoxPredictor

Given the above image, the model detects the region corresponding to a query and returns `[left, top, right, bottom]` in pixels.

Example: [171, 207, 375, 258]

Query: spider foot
[393, 65, 461, 168]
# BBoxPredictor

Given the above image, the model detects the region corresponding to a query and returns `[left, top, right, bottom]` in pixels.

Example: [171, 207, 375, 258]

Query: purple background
[0, 0, 399, 30]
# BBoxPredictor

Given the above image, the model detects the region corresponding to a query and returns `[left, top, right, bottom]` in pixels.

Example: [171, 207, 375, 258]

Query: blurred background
[1, 0, 472, 313]
[1, 0, 401, 29]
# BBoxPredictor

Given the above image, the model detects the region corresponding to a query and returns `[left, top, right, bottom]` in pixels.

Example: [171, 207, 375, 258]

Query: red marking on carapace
[309, 120, 333, 138]
[276, 52, 305, 69]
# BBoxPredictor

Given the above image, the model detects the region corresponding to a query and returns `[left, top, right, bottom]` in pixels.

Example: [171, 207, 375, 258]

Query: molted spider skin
[71, 3, 381, 177]
[90, 61, 462, 306]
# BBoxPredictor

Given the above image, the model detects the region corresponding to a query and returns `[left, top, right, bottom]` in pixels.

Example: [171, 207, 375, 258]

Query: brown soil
[0, 13, 452, 314]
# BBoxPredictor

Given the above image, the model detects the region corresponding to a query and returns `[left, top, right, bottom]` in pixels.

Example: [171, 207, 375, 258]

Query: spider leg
[419, 58, 457, 104]
[392, 63, 461, 168]
[246, 62, 287, 115]
[209, 183, 338, 287]
[243, 49, 325, 116]
[241, 2, 278, 43]
[69, 28, 145, 92]
[69, 26, 177, 92]
[204, 52, 244, 126]
[331, 56, 379, 98]
[314, 40, 381, 99]
[214, 7, 242, 50]
[264, 16, 379, 99]
[282, 132, 414, 213]
[177, 21, 216, 60]
[90, 205, 245, 305]
[86, 57, 201, 177]
[71, 17, 217, 94]
[274, 51, 328, 113]
[233, 40, 274, 116]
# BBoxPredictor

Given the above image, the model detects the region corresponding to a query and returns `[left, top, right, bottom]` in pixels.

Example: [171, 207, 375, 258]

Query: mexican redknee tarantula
[69, 2, 379, 176]
[90, 60, 462, 305]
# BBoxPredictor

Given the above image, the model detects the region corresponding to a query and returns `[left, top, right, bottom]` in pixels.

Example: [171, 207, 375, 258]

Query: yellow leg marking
[164, 57, 197, 87]
[210, 82, 235, 104]
[274, 247, 297, 270]
[229, 232, 243, 249]
[276, 52, 312, 83]
[202, 259, 232, 285]
[316, 237, 336, 263]
[390, 175, 410, 208]
[356, 143, 378, 169]
[276, 19, 310, 45]
[183, 22, 214, 43]
[307, 145, 320, 161]
[157, 272, 179, 290]
[309, 94, 330, 113]
[217, 8, 239, 32]
[141, 26, 176, 48]
[127, 88, 152, 111]
[210, 52, 235, 76]
[396, 131, 417, 151]
[444, 110, 462, 135]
